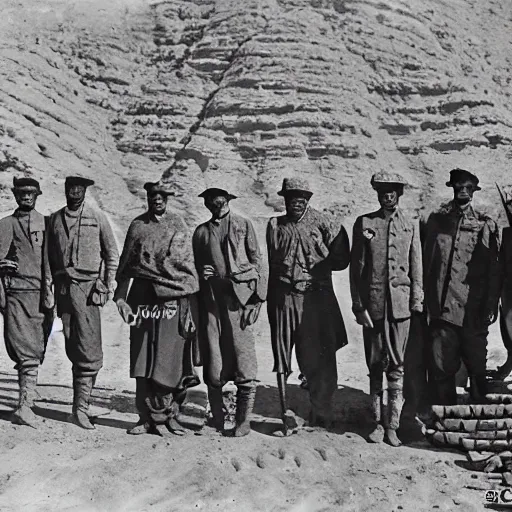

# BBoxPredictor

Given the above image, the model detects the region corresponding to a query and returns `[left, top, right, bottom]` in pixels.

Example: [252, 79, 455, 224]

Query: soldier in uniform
[193, 188, 266, 437]
[267, 178, 350, 429]
[0, 177, 54, 427]
[423, 169, 501, 405]
[350, 172, 423, 447]
[47, 176, 119, 429]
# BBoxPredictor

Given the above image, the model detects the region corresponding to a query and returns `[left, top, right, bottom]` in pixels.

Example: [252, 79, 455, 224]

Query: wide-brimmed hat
[143, 181, 175, 196]
[65, 176, 95, 188]
[370, 172, 407, 190]
[198, 188, 237, 201]
[12, 177, 42, 196]
[277, 178, 313, 198]
[446, 168, 481, 191]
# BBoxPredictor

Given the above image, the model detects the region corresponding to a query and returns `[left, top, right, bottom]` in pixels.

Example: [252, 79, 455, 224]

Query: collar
[149, 210, 167, 223]
[65, 205, 83, 218]
[210, 210, 230, 226]
[13, 208, 31, 218]
[287, 205, 309, 224]
[377, 207, 400, 219]
[451, 200, 476, 218]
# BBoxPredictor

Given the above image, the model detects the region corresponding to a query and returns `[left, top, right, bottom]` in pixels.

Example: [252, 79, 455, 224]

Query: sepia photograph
[1, 0, 512, 510]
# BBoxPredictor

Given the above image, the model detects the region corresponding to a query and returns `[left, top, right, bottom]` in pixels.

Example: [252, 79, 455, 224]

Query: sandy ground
[0, 272, 506, 512]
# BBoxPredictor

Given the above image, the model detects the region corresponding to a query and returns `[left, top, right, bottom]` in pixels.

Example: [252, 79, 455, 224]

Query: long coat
[350, 207, 423, 321]
[422, 201, 500, 327]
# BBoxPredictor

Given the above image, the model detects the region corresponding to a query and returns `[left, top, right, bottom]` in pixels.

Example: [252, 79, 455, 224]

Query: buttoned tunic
[350, 207, 423, 321]
[423, 201, 500, 327]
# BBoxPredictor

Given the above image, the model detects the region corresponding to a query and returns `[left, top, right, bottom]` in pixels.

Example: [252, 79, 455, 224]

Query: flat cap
[277, 177, 313, 198]
[371, 172, 407, 190]
[198, 188, 237, 201]
[446, 168, 481, 191]
[12, 177, 42, 195]
[65, 176, 95, 188]
[144, 181, 175, 196]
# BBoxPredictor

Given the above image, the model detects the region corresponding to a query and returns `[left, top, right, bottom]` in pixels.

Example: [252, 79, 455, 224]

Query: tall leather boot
[385, 388, 404, 447]
[469, 374, 488, 403]
[71, 374, 95, 430]
[233, 385, 256, 437]
[207, 385, 225, 431]
[368, 372, 384, 443]
[12, 366, 39, 428]
[434, 374, 457, 406]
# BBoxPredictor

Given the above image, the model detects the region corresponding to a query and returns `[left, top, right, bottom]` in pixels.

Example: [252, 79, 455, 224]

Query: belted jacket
[350, 207, 423, 321]
[422, 201, 500, 327]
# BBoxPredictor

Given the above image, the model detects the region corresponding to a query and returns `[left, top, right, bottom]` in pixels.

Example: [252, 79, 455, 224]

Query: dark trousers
[402, 313, 435, 417]
[430, 319, 488, 405]
[198, 278, 257, 389]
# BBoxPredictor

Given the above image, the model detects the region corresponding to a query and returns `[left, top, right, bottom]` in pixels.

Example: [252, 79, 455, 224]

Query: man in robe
[267, 178, 350, 429]
[47, 176, 118, 429]
[423, 169, 500, 405]
[0, 177, 54, 427]
[193, 188, 266, 437]
[114, 182, 200, 436]
[350, 172, 423, 446]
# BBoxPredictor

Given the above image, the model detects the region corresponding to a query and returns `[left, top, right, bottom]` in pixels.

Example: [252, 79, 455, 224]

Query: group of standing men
[0, 168, 503, 447]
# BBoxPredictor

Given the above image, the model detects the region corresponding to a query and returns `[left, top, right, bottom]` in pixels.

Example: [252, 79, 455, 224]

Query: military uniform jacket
[422, 201, 500, 327]
[0, 209, 51, 292]
[47, 202, 118, 283]
[350, 207, 423, 321]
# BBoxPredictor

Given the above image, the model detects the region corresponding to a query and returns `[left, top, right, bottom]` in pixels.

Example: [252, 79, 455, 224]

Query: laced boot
[207, 386, 225, 431]
[71, 375, 95, 430]
[368, 373, 384, 443]
[233, 385, 256, 437]
[385, 388, 404, 447]
[12, 367, 39, 428]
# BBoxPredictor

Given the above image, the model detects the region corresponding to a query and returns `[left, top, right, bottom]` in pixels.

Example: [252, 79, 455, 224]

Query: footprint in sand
[231, 458, 241, 472]
[255, 453, 266, 469]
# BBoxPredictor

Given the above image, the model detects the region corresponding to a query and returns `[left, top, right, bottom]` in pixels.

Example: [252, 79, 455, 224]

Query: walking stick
[277, 372, 288, 435]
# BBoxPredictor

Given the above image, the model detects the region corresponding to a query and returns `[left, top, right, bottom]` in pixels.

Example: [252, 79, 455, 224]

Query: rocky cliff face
[1, 0, 512, 232]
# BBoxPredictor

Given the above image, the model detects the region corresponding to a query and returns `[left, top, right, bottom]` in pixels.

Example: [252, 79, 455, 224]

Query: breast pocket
[30, 230, 44, 248]
[77, 221, 101, 269]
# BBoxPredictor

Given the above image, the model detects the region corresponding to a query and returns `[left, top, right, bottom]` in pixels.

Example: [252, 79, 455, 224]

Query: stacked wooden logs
[425, 395, 512, 485]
